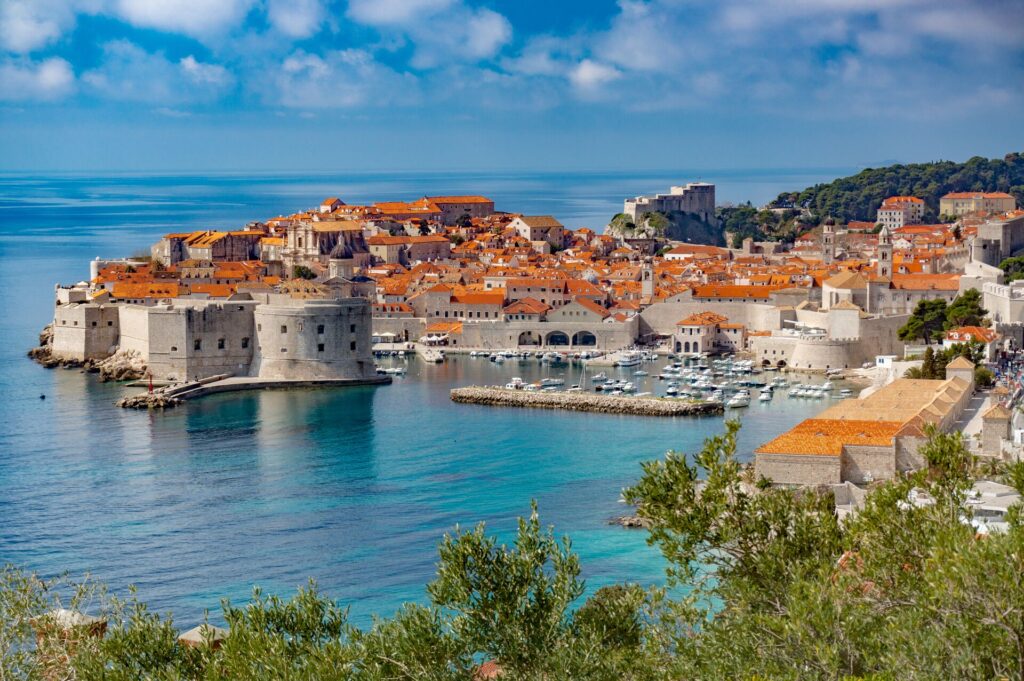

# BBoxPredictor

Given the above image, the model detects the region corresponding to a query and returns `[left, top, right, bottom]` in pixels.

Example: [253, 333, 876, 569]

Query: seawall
[450, 386, 724, 417]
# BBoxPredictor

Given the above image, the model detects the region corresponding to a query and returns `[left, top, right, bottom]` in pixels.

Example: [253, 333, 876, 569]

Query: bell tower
[822, 218, 836, 266]
[877, 225, 893, 278]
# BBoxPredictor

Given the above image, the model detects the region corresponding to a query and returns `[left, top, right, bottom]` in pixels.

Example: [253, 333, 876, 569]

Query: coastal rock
[609, 515, 650, 529]
[95, 349, 147, 382]
[116, 393, 181, 410]
[450, 386, 724, 417]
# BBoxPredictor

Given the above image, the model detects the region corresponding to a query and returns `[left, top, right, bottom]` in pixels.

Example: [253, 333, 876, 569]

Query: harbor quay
[450, 385, 724, 416]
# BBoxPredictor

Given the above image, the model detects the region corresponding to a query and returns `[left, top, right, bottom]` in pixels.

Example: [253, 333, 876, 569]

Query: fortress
[49, 285, 382, 385]
[623, 182, 716, 222]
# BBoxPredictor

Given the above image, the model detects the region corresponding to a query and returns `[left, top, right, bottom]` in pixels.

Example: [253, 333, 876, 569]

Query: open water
[0, 170, 848, 626]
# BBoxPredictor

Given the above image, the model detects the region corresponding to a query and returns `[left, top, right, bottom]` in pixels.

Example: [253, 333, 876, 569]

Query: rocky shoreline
[450, 386, 725, 417]
[27, 325, 148, 382]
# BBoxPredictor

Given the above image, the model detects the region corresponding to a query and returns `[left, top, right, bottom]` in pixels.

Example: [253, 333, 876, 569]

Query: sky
[0, 0, 1022, 173]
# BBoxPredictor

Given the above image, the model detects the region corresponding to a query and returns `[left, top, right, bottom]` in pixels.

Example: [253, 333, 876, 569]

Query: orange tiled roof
[755, 419, 904, 456]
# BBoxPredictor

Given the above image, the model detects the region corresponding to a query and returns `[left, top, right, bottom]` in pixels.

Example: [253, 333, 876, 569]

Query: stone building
[755, 372, 974, 486]
[981, 403, 1012, 459]
[623, 182, 715, 223]
[424, 196, 495, 225]
[673, 311, 746, 355]
[49, 291, 378, 384]
[940, 192, 1016, 217]
[876, 196, 924, 230]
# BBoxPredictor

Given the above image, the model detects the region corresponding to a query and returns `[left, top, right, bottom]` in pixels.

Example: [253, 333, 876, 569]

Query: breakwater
[450, 386, 724, 416]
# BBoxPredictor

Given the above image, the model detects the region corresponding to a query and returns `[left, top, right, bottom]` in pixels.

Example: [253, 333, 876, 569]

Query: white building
[876, 196, 924, 229]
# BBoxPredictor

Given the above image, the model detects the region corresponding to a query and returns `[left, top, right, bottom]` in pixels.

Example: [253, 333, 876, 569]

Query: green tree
[427, 501, 583, 676]
[292, 265, 317, 280]
[898, 298, 948, 344]
[922, 346, 937, 378]
[945, 289, 988, 329]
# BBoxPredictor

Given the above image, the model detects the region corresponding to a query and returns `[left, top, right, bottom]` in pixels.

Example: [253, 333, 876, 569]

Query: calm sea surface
[0, 170, 849, 626]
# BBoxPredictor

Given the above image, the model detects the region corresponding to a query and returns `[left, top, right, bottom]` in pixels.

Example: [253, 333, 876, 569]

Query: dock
[117, 374, 391, 409]
[450, 386, 724, 417]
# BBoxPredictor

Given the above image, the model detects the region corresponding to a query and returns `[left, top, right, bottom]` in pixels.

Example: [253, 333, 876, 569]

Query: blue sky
[0, 0, 1022, 172]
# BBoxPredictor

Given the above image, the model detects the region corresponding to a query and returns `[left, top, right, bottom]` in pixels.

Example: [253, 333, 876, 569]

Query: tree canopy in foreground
[3, 423, 1023, 680]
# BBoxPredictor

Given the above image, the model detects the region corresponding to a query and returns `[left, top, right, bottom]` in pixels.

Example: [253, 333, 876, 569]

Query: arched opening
[761, 359, 771, 367]
[675, 341, 682, 353]
[684, 341, 691, 353]
[571, 331, 597, 346]
[518, 331, 540, 346]
[545, 331, 569, 346]
[776, 360, 787, 368]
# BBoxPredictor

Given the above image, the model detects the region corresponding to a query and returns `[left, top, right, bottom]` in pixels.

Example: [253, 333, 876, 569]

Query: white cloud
[346, 0, 454, 27]
[569, 59, 621, 92]
[502, 35, 579, 77]
[180, 55, 232, 87]
[266, 0, 326, 38]
[0, 0, 81, 53]
[82, 41, 233, 104]
[111, 0, 256, 39]
[0, 56, 74, 101]
[346, 0, 511, 69]
[267, 49, 417, 108]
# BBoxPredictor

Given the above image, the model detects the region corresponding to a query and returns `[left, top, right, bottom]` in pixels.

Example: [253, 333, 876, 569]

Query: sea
[0, 168, 852, 627]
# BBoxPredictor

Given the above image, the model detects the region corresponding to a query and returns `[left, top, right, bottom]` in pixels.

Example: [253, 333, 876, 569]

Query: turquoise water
[0, 171, 845, 626]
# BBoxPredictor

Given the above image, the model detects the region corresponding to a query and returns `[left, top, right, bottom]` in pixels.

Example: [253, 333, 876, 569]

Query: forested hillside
[773, 152, 1024, 223]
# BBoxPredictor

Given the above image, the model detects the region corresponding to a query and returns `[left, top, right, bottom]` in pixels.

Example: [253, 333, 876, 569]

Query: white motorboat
[758, 391, 772, 402]
[615, 351, 643, 367]
[540, 378, 565, 387]
[591, 372, 608, 382]
[726, 394, 750, 408]
[505, 377, 526, 390]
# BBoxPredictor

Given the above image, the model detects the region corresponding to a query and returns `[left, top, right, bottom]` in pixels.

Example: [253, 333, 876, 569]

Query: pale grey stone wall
[841, 445, 895, 484]
[51, 304, 120, 361]
[754, 453, 841, 486]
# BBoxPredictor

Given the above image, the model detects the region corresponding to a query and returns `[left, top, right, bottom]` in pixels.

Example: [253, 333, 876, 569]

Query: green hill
[773, 152, 1024, 223]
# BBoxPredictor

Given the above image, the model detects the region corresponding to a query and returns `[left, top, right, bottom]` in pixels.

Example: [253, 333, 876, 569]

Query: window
[73, 321, 78, 326]
[91, 321, 97, 327]
[171, 346, 177, 352]
[257, 324, 262, 332]
[350, 341, 356, 351]
[281, 347, 287, 352]
[350, 324, 356, 333]
[241, 337, 249, 349]
[238, 306, 244, 311]
[317, 324, 325, 334]
[194, 339, 202, 351]
[107, 321, 113, 326]
[317, 343, 325, 352]
[281, 325, 287, 334]
[217, 338, 225, 350]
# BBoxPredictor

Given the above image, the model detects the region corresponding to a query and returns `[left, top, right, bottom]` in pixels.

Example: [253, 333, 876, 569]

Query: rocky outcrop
[450, 387, 724, 417]
[94, 349, 147, 382]
[116, 393, 181, 410]
[28, 324, 147, 382]
[609, 515, 650, 529]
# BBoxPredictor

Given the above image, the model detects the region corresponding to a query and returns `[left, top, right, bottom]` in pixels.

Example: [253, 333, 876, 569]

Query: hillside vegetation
[773, 152, 1024, 223]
